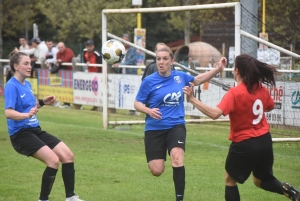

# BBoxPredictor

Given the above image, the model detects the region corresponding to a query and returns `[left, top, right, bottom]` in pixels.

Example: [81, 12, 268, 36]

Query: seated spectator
[83, 40, 102, 73]
[113, 33, 137, 74]
[45, 39, 58, 70]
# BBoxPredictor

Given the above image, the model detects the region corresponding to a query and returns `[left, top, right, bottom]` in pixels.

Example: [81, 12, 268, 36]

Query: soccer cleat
[67, 195, 85, 201]
[282, 182, 300, 201]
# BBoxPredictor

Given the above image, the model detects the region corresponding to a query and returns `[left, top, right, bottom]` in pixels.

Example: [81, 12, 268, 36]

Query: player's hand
[148, 108, 162, 120]
[217, 57, 227, 72]
[43, 96, 56, 105]
[183, 82, 195, 101]
[28, 107, 38, 118]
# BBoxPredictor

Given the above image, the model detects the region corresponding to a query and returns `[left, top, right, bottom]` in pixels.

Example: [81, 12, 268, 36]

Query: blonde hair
[156, 47, 173, 59]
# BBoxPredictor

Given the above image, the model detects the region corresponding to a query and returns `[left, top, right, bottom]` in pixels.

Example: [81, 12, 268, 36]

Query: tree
[262, 0, 300, 52]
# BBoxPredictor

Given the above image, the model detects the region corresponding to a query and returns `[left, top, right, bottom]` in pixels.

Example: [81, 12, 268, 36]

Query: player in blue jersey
[4, 52, 84, 201]
[134, 47, 227, 201]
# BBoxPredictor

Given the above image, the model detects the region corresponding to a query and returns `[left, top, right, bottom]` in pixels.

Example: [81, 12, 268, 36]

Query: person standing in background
[45, 39, 58, 70]
[113, 33, 137, 74]
[56, 42, 75, 71]
[83, 39, 102, 111]
[83, 39, 102, 73]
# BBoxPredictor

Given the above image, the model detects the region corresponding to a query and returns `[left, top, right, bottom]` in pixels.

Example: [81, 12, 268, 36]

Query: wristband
[39, 100, 45, 107]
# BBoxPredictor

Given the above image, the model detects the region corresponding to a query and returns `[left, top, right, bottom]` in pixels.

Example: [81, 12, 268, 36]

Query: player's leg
[224, 139, 255, 201]
[225, 172, 240, 201]
[33, 146, 60, 201]
[252, 132, 300, 200]
[145, 129, 168, 176]
[39, 129, 84, 201]
[167, 124, 186, 201]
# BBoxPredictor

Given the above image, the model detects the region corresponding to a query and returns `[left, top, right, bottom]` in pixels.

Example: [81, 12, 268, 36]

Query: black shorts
[10, 126, 61, 157]
[225, 132, 275, 184]
[144, 124, 186, 162]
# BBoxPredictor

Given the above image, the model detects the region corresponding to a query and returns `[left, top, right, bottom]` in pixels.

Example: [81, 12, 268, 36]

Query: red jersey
[217, 83, 274, 142]
[84, 52, 97, 73]
[83, 49, 102, 73]
[56, 48, 75, 70]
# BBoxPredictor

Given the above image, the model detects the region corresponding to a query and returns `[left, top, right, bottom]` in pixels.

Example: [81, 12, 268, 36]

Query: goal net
[101, 2, 300, 142]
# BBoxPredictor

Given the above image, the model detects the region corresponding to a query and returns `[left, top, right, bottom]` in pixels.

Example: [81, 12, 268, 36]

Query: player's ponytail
[235, 54, 278, 93]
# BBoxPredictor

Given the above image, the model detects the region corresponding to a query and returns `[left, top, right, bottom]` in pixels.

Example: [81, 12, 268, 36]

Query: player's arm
[192, 57, 227, 86]
[36, 96, 56, 108]
[134, 100, 162, 120]
[183, 82, 223, 120]
[5, 107, 38, 120]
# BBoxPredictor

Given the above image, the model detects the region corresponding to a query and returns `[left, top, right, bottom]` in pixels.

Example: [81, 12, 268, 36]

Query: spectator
[55, 42, 75, 72]
[113, 33, 137, 74]
[83, 39, 102, 73]
[16, 37, 48, 68]
[142, 43, 175, 80]
[55, 42, 75, 108]
[18, 35, 29, 51]
[45, 39, 58, 70]
[83, 39, 102, 111]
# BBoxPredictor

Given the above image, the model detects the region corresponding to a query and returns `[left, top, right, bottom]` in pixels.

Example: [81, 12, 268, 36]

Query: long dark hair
[235, 54, 278, 93]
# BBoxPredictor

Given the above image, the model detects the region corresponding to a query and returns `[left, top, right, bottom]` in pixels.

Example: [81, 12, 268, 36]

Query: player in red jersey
[183, 54, 300, 201]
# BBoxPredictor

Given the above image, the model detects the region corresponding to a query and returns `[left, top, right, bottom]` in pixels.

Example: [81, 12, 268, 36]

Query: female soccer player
[183, 54, 300, 201]
[134, 47, 226, 201]
[4, 52, 84, 201]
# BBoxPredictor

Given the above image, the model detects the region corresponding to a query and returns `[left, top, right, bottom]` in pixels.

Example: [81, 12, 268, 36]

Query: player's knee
[61, 150, 74, 163]
[150, 168, 164, 176]
[47, 155, 60, 169]
[225, 173, 236, 186]
[149, 164, 164, 176]
[170, 148, 184, 167]
[253, 177, 261, 188]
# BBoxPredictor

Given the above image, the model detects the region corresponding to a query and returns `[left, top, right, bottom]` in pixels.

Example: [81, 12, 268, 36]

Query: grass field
[0, 96, 299, 201]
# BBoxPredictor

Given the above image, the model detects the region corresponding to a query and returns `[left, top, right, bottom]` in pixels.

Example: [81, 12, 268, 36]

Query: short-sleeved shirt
[136, 70, 194, 131]
[4, 77, 39, 136]
[217, 83, 274, 142]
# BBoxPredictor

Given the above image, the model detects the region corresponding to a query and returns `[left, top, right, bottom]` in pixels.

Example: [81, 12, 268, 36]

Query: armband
[39, 100, 45, 107]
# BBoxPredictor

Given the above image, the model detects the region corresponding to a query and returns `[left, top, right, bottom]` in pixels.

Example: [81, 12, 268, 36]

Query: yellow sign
[259, 32, 268, 49]
[27, 78, 38, 95]
[49, 74, 62, 86]
[38, 86, 73, 103]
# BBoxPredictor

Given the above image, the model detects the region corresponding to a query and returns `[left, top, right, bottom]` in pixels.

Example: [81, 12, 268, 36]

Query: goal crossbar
[103, 2, 239, 14]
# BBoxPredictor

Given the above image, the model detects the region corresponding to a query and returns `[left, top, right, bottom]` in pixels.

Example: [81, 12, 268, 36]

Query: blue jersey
[4, 77, 39, 136]
[136, 70, 194, 131]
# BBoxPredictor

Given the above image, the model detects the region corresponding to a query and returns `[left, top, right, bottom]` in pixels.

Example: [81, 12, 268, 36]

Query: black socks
[173, 166, 185, 201]
[39, 166, 58, 200]
[225, 185, 240, 201]
[62, 162, 76, 198]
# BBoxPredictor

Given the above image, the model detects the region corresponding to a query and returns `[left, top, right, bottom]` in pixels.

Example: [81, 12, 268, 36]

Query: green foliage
[261, 0, 300, 50]
[0, 97, 300, 200]
[1, 0, 38, 38]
